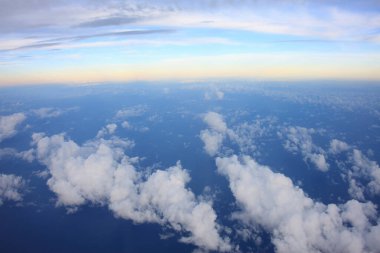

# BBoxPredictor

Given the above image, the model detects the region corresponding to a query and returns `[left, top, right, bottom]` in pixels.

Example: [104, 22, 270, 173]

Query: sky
[0, 0, 380, 86]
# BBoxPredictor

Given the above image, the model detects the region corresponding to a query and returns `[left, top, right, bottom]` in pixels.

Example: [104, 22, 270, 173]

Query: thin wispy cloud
[0, 0, 380, 84]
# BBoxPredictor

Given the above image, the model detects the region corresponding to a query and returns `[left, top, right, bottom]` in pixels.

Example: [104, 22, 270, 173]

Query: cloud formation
[204, 87, 224, 100]
[0, 113, 26, 142]
[279, 126, 329, 171]
[96, 123, 118, 138]
[1, 0, 379, 41]
[33, 132, 231, 251]
[31, 107, 78, 118]
[0, 173, 26, 205]
[115, 105, 146, 119]
[200, 111, 275, 157]
[347, 149, 380, 200]
[0, 148, 34, 162]
[216, 155, 380, 253]
[200, 112, 228, 156]
[329, 139, 351, 154]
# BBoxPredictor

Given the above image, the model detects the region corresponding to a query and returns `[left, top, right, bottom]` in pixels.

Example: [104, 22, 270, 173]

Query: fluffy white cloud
[96, 123, 118, 138]
[203, 112, 227, 133]
[0, 113, 26, 142]
[330, 139, 350, 154]
[200, 112, 228, 156]
[280, 126, 329, 171]
[200, 129, 225, 156]
[326, 140, 380, 201]
[348, 149, 380, 197]
[216, 155, 380, 253]
[0, 173, 26, 205]
[33, 133, 231, 251]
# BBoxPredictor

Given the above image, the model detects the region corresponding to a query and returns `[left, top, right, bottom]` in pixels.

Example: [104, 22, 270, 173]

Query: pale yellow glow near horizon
[1, 52, 380, 86]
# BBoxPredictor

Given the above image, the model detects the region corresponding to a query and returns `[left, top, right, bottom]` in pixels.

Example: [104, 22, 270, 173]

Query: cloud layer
[32, 132, 231, 251]
[280, 126, 329, 171]
[216, 155, 380, 253]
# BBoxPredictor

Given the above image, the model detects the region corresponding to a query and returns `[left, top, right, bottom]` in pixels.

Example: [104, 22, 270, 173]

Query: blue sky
[0, 0, 380, 85]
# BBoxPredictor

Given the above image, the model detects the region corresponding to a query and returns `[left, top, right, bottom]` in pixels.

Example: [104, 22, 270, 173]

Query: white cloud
[330, 139, 350, 154]
[121, 120, 131, 129]
[96, 123, 118, 138]
[32, 107, 63, 118]
[228, 117, 276, 155]
[308, 153, 329, 172]
[348, 149, 380, 197]
[33, 133, 231, 251]
[203, 112, 227, 133]
[325, 140, 380, 201]
[200, 129, 224, 156]
[280, 126, 329, 171]
[200, 112, 228, 156]
[200, 111, 275, 157]
[115, 105, 146, 119]
[0, 147, 34, 162]
[32, 107, 78, 118]
[0, 113, 26, 142]
[106, 123, 117, 134]
[0, 173, 26, 205]
[204, 88, 224, 100]
[216, 155, 380, 253]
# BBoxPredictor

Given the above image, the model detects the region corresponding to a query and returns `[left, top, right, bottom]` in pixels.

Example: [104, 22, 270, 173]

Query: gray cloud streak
[1, 29, 175, 52]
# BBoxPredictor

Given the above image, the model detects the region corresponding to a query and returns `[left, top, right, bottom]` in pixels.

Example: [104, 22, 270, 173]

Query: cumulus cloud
[216, 155, 380, 253]
[200, 111, 275, 157]
[0, 173, 26, 205]
[279, 126, 329, 171]
[0, 113, 26, 142]
[33, 133, 231, 251]
[348, 149, 380, 198]
[325, 139, 380, 201]
[200, 129, 225, 156]
[200, 112, 229, 156]
[203, 112, 228, 133]
[329, 139, 350, 154]
[96, 123, 118, 138]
